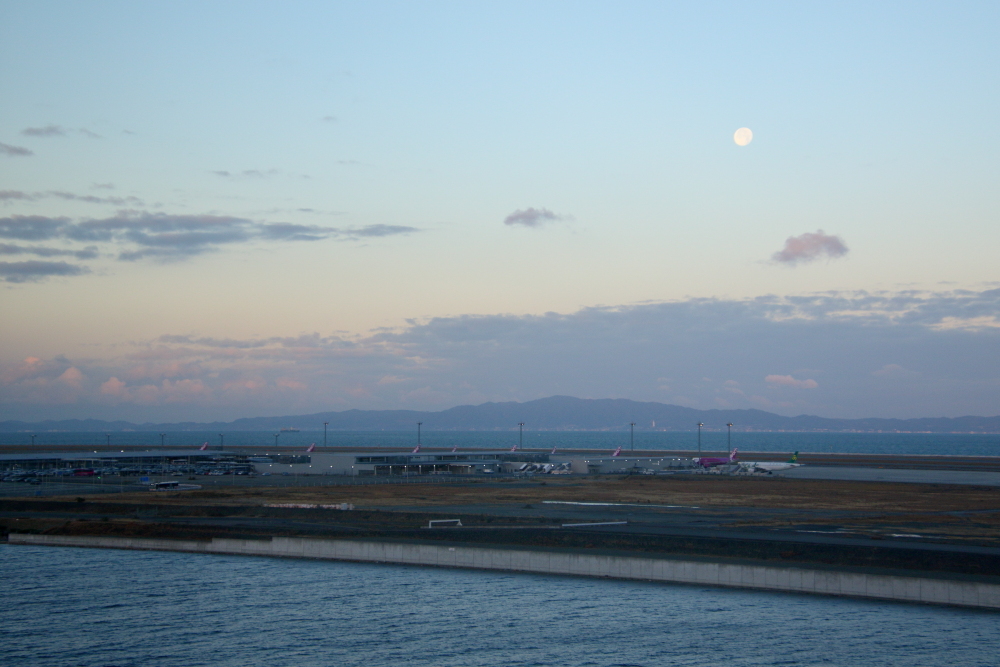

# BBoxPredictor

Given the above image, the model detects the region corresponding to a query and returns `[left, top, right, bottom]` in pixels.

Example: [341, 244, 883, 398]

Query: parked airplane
[198, 442, 209, 451]
[738, 452, 802, 473]
[694, 448, 738, 468]
[412, 444, 421, 454]
[306, 443, 316, 453]
[611, 445, 622, 457]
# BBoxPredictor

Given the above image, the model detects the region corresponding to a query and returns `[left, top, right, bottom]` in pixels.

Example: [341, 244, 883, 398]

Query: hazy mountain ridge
[3, 396, 1000, 433]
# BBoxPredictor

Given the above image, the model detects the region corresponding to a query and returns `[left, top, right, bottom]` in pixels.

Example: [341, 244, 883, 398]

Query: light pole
[518, 423, 524, 451]
[218, 433, 224, 450]
[323, 421, 329, 448]
[30, 434, 36, 446]
[160, 433, 166, 448]
[274, 433, 279, 447]
[417, 422, 422, 446]
[727, 422, 733, 450]
[630, 422, 636, 452]
[106, 433, 110, 447]
[697, 423, 703, 453]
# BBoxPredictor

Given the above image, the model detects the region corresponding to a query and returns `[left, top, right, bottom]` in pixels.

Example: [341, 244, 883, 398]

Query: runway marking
[543, 501, 700, 509]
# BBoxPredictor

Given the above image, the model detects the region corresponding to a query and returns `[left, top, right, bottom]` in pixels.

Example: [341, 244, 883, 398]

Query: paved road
[778, 466, 1000, 486]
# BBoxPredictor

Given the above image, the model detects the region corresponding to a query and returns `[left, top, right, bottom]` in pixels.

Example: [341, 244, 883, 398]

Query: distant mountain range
[3, 396, 1000, 433]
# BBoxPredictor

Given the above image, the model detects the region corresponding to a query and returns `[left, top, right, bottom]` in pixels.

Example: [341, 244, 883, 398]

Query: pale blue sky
[2, 2, 998, 421]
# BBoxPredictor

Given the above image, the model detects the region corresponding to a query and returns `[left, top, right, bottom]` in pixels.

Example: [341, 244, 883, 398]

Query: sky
[1, 1, 999, 423]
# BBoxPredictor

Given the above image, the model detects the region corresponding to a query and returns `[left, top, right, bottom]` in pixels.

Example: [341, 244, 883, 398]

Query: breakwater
[9, 533, 1000, 610]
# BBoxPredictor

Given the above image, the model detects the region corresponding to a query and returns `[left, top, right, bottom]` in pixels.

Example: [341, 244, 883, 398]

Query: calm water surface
[2, 544, 997, 667]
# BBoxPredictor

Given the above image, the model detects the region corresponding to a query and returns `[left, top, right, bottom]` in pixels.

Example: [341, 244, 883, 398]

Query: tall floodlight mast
[697, 422, 703, 453]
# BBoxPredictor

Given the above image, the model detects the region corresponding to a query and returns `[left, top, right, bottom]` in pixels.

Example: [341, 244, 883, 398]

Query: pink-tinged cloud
[101, 377, 126, 396]
[58, 367, 83, 388]
[765, 374, 818, 389]
[772, 230, 848, 265]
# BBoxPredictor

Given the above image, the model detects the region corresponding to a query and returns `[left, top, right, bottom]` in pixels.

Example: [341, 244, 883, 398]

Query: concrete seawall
[8, 533, 1000, 610]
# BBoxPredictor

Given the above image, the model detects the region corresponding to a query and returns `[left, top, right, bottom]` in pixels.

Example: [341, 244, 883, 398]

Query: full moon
[733, 127, 753, 146]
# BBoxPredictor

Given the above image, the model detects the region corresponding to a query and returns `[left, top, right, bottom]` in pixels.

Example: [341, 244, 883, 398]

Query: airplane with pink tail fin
[198, 442, 208, 451]
[412, 444, 421, 454]
[306, 443, 316, 453]
[694, 448, 738, 468]
[611, 445, 622, 457]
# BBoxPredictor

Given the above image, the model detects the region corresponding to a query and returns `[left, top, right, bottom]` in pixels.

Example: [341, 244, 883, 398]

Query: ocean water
[2, 430, 999, 456]
[1, 544, 997, 667]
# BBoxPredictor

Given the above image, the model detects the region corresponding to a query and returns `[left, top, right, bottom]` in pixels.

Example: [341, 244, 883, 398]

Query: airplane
[510, 443, 518, 452]
[412, 444, 421, 454]
[451, 444, 458, 453]
[611, 445, 622, 457]
[306, 443, 316, 453]
[693, 448, 738, 468]
[550, 445, 557, 455]
[738, 452, 802, 473]
[198, 442, 209, 451]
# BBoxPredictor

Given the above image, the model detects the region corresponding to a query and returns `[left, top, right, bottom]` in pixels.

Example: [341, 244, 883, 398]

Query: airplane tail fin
[730, 448, 738, 461]
[612, 445, 622, 457]
[412, 444, 421, 454]
[510, 443, 518, 452]
[550, 445, 557, 455]
[306, 443, 316, 453]
[788, 451, 798, 463]
[451, 445, 458, 453]
[199, 442, 208, 451]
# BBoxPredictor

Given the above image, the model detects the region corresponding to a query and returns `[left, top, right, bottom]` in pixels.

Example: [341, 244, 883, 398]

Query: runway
[778, 466, 1000, 486]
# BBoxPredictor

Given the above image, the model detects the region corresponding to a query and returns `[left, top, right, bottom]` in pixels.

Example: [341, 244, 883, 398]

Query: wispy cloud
[0, 260, 90, 283]
[0, 212, 421, 273]
[0, 143, 33, 157]
[212, 169, 281, 179]
[772, 230, 848, 265]
[1, 190, 144, 206]
[20, 125, 100, 139]
[21, 124, 66, 137]
[0, 243, 99, 260]
[503, 207, 569, 228]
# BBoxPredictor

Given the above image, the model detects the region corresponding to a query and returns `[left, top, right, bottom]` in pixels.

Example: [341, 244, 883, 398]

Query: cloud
[345, 224, 418, 238]
[771, 230, 848, 265]
[0, 215, 69, 240]
[212, 169, 281, 179]
[21, 124, 66, 137]
[0, 191, 143, 206]
[0, 243, 99, 259]
[765, 374, 819, 389]
[0, 191, 32, 201]
[0, 260, 90, 283]
[503, 207, 567, 228]
[0, 143, 33, 157]
[0, 212, 421, 272]
[260, 223, 337, 241]
[5, 288, 999, 421]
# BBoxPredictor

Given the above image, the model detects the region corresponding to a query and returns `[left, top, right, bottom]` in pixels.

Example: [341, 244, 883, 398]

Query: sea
[2, 430, 999, 456]
[1, 544, 997, 667]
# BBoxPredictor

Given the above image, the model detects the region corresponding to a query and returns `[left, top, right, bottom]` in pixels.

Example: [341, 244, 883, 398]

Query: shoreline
[8, 532, 1000, 611]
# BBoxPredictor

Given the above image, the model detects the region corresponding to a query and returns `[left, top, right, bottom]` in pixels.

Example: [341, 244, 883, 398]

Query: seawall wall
[8, 533, 999, 610]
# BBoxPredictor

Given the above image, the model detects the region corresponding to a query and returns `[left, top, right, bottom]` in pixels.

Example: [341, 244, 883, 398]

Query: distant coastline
[3, 396, 1000, 434]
